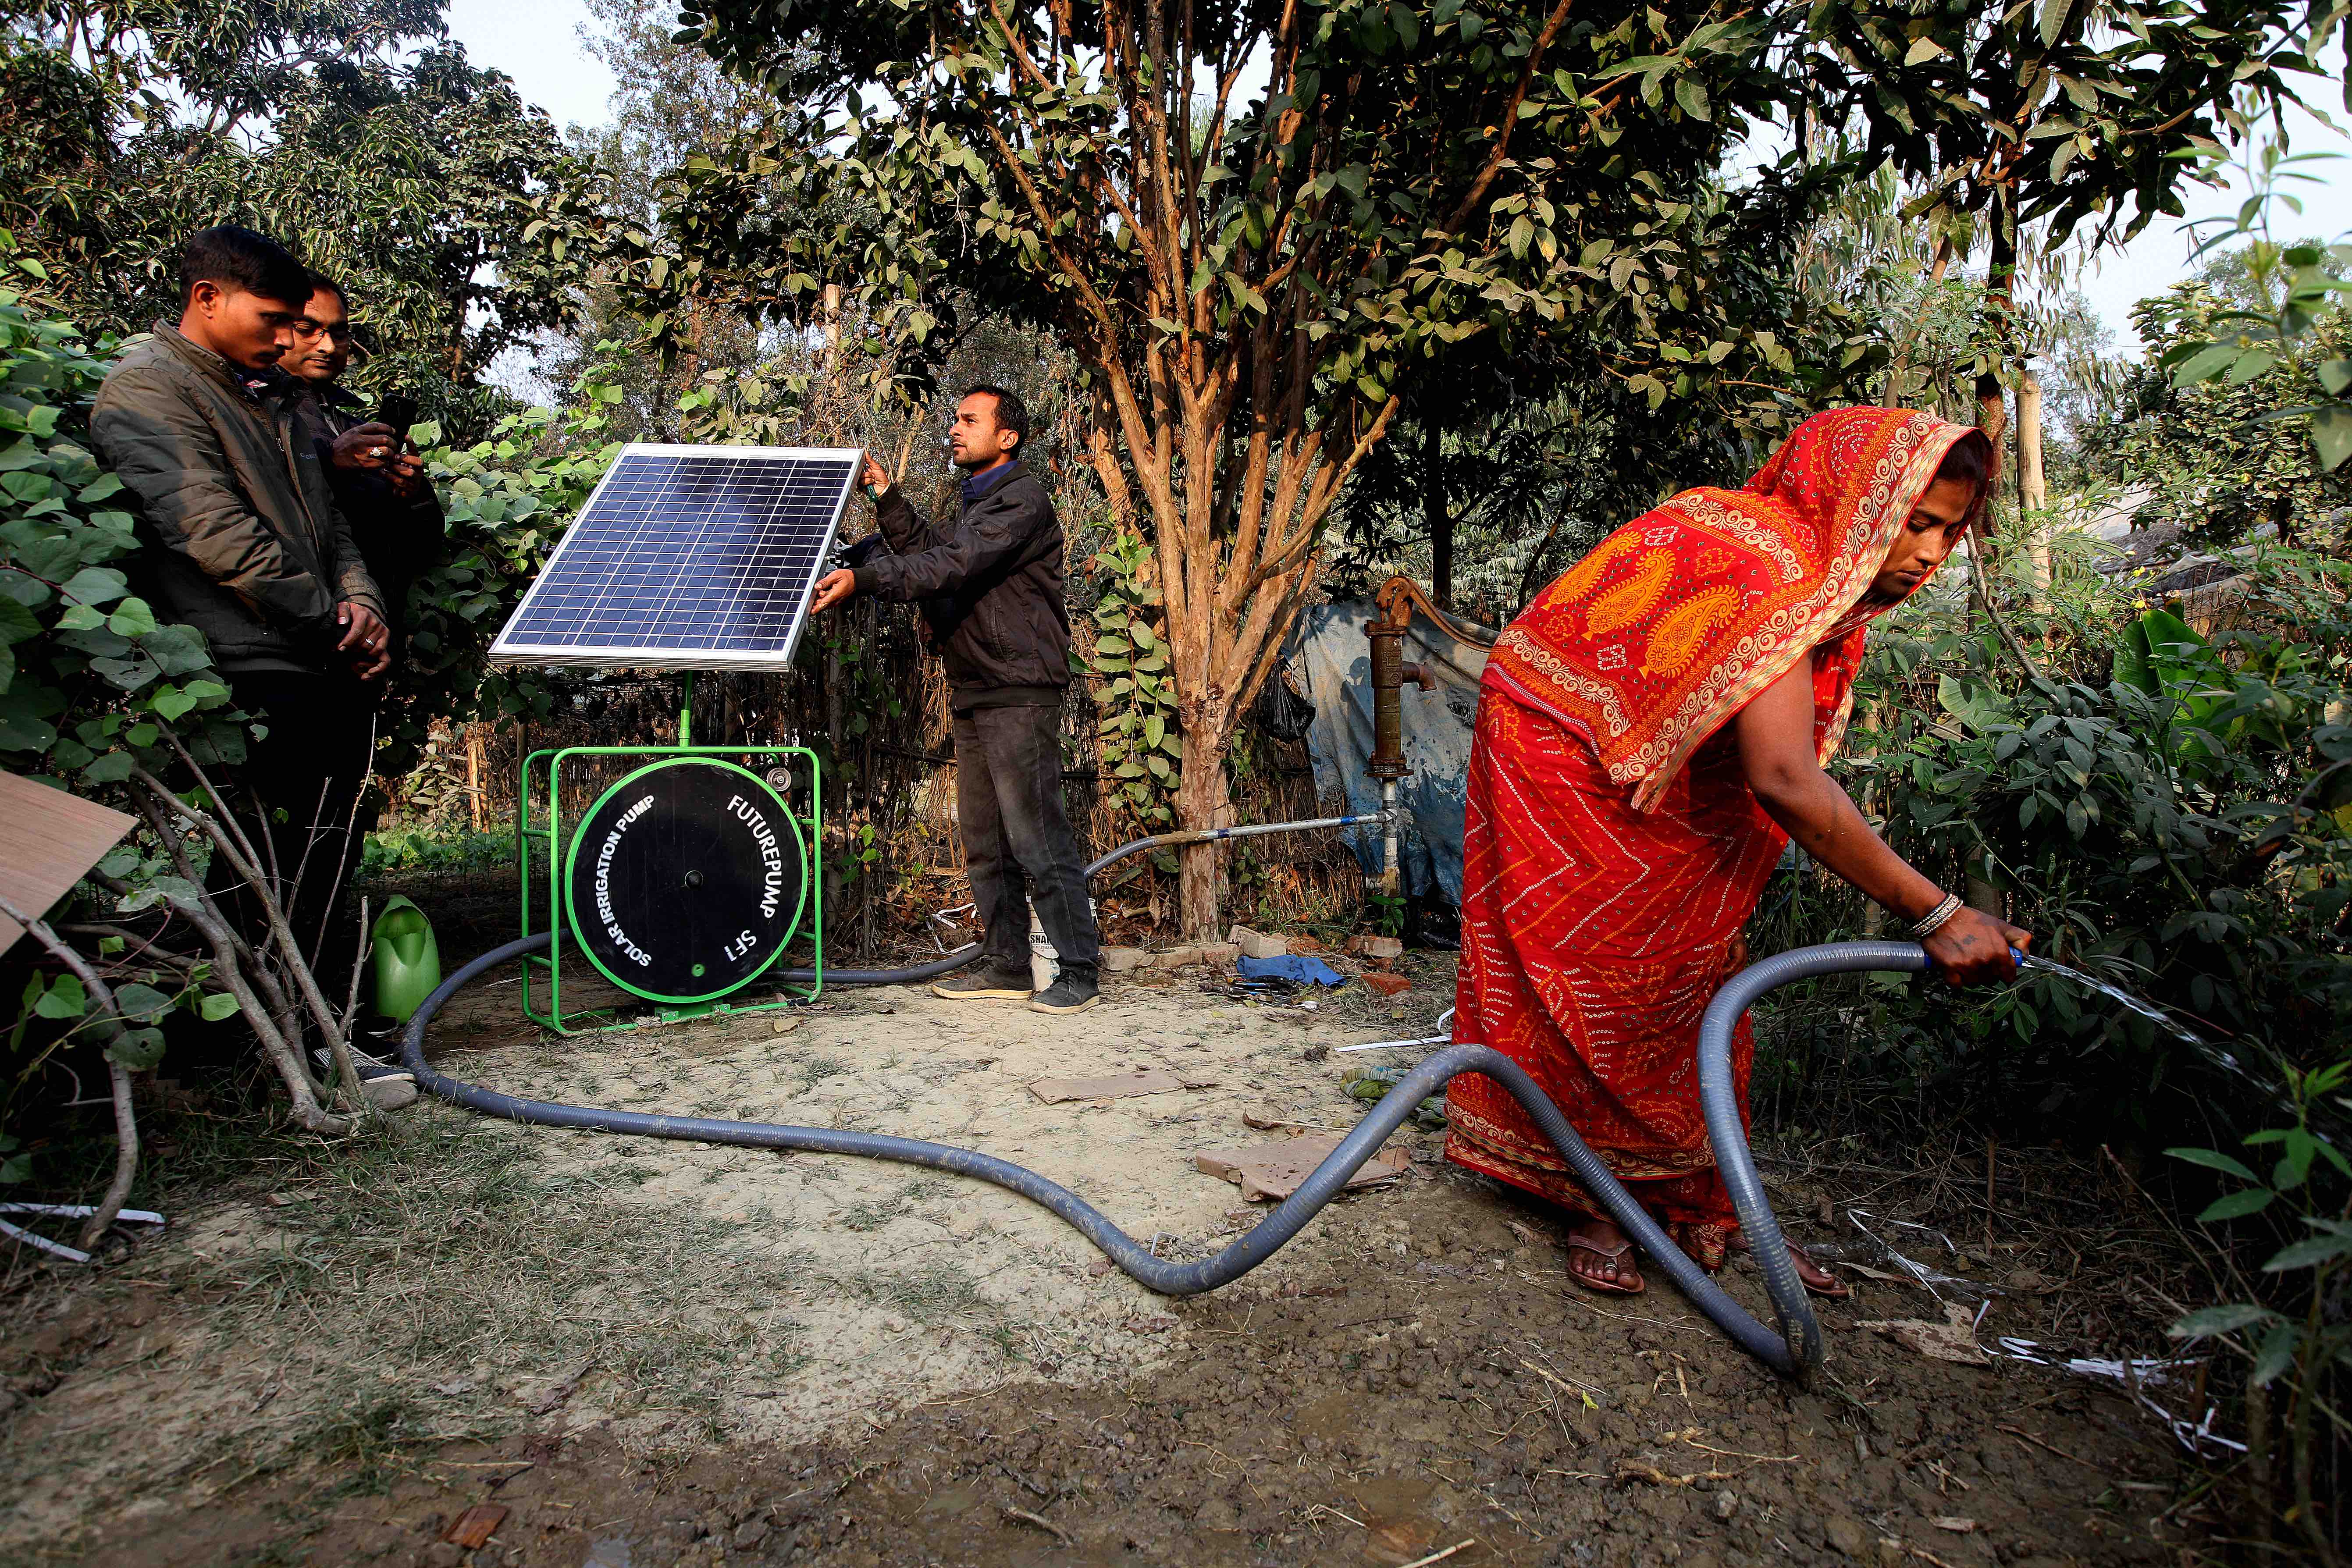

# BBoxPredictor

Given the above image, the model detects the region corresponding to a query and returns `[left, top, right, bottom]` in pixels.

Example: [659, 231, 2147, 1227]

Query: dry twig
[1002, 1505, 1072, 1545]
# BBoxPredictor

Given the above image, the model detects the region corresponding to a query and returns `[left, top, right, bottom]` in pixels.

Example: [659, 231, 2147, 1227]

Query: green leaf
[2196, 1188, 2276, 1222]
[2165, 1147, 2259, 1182]
[105, 1025, 165, 1071]
[2169, 1302, 2273, 1338]
[139, 624, 212, 678]
[2263, 1231, 2352, 1271]
[113, 982, 173, 1021]
[2249, 1320, 2299, 1386]
[1673, 76, 1709, 121]
[2037, 0, 2070, 47]
[58, 567, 127, 607]
[2222, 349, 2277, 385]
[107, 597, 157, 637]
[2170, 343, 2238, 386]
[89, 654, 158, 692]
[2316, 359, 2352, 396]
[0, 597, 36, 645]
[32, 972, 86, 1019]
[2313, 406, 2352, 472]
[198, 992, 240, 1022]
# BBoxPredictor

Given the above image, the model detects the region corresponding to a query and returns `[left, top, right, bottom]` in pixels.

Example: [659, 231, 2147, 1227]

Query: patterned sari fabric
[1444, 407, 1981, 1265]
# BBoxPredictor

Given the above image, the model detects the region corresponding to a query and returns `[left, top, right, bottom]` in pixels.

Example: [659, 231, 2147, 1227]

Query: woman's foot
[1729, 1231, 1850, 1298]
[1566, 1219, 1645, 1294]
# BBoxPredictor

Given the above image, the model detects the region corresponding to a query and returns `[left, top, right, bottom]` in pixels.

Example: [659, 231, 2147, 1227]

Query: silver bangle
[1910, 892, 1964, 940]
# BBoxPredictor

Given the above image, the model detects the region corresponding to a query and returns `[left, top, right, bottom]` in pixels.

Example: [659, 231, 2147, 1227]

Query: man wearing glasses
[278, 276, 445, 670]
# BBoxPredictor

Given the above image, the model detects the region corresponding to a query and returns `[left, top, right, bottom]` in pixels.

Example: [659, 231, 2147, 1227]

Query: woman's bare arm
[1734, 652, 2029, 984]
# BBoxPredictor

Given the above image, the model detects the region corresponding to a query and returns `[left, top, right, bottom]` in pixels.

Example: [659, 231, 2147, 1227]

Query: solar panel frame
[487, 442, 863, 672]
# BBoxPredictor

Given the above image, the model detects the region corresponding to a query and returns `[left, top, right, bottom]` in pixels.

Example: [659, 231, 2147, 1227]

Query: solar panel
[488, 444, 861, 671]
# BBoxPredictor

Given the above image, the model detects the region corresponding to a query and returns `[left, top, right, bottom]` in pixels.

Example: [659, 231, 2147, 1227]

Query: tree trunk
[1974, 220, 2017, 490]
[1423, 422, 1453, 610]
[1173, 713, 1231, 937]
[2016, 369, 2050, 605]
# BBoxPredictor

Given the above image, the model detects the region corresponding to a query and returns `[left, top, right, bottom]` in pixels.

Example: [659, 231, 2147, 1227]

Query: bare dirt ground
[1, 946, 2220, 1567]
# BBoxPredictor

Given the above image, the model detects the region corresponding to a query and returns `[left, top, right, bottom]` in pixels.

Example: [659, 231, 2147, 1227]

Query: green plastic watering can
[370, 896, 442, 1023]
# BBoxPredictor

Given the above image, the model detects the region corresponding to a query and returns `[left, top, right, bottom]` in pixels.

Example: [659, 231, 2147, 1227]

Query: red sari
[1444, 407, 1980, 1265]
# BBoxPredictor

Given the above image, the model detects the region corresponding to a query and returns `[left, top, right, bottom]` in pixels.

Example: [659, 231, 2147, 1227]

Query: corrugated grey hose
[398, 929, 1934, 1380]
[1697, 939, 1935, 1379]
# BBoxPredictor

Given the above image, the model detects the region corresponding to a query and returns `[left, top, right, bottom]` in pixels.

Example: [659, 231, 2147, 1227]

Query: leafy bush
[359, 825, 516, 878]
[1751, 523, 2352, 1134]
[0, 262, 621, 1240]
[380, 370, 625, 773]
[0, 241, 244, 788]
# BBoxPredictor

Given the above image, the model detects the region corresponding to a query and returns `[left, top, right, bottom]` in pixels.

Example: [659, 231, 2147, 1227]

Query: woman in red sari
[1446, 406, 2031, 1295]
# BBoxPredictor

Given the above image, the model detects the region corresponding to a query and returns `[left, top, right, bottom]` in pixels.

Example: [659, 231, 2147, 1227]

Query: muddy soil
[4, 949, 2213, 1567]
[32, 1179, 2199, 1568]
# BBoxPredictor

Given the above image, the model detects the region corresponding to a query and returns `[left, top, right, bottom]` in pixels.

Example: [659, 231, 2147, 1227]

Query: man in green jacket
[91, 226, 391, 977]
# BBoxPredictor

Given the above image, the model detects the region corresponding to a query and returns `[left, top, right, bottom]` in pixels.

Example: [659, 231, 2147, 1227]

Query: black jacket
[286, 384, 447, 667]
[851, 462, 1071, 704]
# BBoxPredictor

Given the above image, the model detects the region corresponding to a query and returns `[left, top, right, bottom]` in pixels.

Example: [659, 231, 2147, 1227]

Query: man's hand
[861, 453, 891, 498]
[337, 601, 392, 680]
[330, 422, 404, 474]
[1922, 906, 2032, 986]
[809, 569, 858, 615]
[384, 449, 428, 499]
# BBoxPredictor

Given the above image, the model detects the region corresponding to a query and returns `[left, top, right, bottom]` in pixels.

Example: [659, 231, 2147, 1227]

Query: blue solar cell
[488, 444, 861, 670]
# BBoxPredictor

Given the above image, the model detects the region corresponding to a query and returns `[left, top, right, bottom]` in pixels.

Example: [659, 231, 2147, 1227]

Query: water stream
[2016, 953, 2284, 1105]
[2017, 953, 2210, 1046]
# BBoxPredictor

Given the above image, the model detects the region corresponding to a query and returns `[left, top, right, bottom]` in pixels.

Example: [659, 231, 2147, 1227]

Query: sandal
[1729, 1231, 1850, 1299]
[1566, 1223, 1646, 1295]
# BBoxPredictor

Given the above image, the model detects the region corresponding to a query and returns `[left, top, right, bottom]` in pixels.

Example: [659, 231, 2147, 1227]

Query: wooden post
[466, 724, 485, 833]
[2017, 369, 2050, 607]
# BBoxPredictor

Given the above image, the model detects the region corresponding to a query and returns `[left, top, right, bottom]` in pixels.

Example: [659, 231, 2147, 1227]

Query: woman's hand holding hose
[1922, 905, 2031, 985]
[1737, 652, 2031, 986]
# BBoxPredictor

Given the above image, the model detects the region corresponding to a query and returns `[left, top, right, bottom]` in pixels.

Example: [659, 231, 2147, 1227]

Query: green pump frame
[516, 674, 824, 1034]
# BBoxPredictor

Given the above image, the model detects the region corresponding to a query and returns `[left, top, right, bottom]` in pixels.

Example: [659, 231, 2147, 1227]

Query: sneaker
[312, 1043, 415, 1084]
[1028, 974, 1100, 1015]
[361, 1076, 419, 1111]
[931, 965, 1035, 1002]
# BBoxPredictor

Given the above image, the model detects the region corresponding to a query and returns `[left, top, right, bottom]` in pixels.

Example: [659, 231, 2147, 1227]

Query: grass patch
[828, 1259, 992, 1325]
[789, 1055, 850, 1094]
[4, 1102, 809, 1523]
[834, 1178, 942, 1233]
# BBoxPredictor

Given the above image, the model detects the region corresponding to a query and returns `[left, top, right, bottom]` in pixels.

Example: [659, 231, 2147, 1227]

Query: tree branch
[0, 894, 138, 1249]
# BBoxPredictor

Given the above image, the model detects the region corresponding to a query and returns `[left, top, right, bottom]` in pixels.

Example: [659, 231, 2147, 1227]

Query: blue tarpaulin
[1282, 599, 1491, 905]
[1236, 953, 1349, 987]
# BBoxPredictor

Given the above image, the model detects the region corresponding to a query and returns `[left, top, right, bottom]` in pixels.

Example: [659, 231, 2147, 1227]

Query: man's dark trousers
[954, 704, 1100, 981]
[208, 671, 379, 971]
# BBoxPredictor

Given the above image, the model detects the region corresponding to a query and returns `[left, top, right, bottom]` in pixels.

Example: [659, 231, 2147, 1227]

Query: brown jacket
[91, 322, 382, 676]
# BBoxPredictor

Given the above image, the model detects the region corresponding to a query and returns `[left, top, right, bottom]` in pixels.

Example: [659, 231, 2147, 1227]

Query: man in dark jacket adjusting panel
[809, 385, 1103, 1015]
